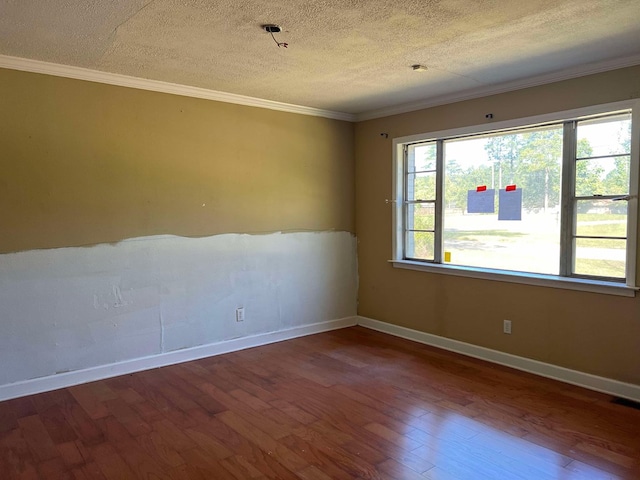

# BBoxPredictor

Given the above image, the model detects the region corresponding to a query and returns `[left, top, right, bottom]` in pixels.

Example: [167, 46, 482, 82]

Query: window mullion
[434, 139, 444, 263]
[402, 145, 410, 259]
[559, 121, 576, 277]
[625, 106, 640, 286]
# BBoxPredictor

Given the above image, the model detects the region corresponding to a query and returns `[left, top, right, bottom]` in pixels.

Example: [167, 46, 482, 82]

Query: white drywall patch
[0, 231, 357, 386]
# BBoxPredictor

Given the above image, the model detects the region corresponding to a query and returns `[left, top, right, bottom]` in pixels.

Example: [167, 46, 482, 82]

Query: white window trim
[391, 99, 640, 297]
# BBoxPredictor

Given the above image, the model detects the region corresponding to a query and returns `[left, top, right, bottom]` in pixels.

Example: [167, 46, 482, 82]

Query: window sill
[390, 260, 637, 297]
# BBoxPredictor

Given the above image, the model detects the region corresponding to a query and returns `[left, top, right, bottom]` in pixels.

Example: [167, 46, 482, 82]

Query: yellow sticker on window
[444, 252, 451, 262]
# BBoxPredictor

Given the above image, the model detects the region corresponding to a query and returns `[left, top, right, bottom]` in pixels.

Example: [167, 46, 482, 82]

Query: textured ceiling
[1, 0, 640, 115]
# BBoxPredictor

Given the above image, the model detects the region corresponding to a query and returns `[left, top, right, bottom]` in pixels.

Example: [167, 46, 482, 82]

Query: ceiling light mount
[262, 24, 281, 33]
[262, 24, 288, 48]
[411, 64, 428, 72]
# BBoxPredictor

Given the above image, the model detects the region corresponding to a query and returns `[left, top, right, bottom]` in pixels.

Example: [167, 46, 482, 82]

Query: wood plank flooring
[1, 326, 639, 479]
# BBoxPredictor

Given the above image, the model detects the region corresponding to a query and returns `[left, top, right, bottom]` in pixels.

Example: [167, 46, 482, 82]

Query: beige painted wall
[355, 66, 640, 385]
[0, 68, 358, 390]
[3, 63, 639, 387]
[0, 68, 354, 253]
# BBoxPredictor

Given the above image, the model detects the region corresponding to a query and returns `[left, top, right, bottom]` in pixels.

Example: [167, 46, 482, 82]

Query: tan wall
[0, 68, 354, 253]
[0, 68, 357, 387]
[355, 66, 640, 385]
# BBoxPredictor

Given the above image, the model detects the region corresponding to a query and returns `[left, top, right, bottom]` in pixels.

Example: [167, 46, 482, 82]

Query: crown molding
[3, 53, 640, 124]
[356, 53, 640, 122]
[0, 55, 356, 122]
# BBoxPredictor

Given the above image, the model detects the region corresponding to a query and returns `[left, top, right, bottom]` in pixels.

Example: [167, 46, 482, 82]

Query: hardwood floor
[1, 326, 639, 479]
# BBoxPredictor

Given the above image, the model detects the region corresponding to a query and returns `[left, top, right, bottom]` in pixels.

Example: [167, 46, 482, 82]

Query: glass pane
[577, 114, 631, 158]
[405, 231, 434, 260]
[574, 238, 626, 278]
[575, 201, 627, 237]
[442, 125, 562, 275]
[408, 143, 437, 172]
[575, 157, 629, 197]
[445, 137, 494, 207]
[407, 203, 435, 231]
[407, 172, 436, 201]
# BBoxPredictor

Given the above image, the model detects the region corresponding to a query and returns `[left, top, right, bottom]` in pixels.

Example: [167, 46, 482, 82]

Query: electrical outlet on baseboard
[236, 307, 245, 322]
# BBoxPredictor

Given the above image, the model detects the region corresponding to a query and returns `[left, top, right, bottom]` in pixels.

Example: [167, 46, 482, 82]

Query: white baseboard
[0, 316, 357, 402]
[357, 316, 640, 403]
[5, 315, 639, 404]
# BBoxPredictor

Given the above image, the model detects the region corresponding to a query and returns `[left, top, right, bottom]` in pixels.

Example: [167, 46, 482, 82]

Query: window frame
[391, 100, 640, 297]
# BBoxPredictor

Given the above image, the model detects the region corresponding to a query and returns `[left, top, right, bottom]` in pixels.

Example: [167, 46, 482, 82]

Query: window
[392, 101, 639, 296]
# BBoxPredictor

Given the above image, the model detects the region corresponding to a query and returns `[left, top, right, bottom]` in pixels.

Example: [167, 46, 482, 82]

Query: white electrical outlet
[236, 307, 245, 322]
[503, 319, 512, 334]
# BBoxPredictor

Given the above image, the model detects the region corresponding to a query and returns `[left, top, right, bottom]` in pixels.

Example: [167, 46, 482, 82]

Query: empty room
[1, 1, 640, 479]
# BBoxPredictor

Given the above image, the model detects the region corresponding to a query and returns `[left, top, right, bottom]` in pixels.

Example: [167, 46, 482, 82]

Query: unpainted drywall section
[0, 67, 354, 253]
[0, 68, 356, 388]
[355, 65, 640, 385]
[0, 232, 357, 386]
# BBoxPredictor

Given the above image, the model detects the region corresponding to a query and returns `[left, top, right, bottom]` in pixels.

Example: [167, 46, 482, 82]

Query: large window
[393, 101, 639, 295]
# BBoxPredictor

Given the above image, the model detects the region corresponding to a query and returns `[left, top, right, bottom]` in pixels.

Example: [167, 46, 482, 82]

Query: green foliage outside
[574, 258, 625, 278]
[406, 118, 632, 274]
[407, 231, 434, 260]
[437, 122, 631, 212]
